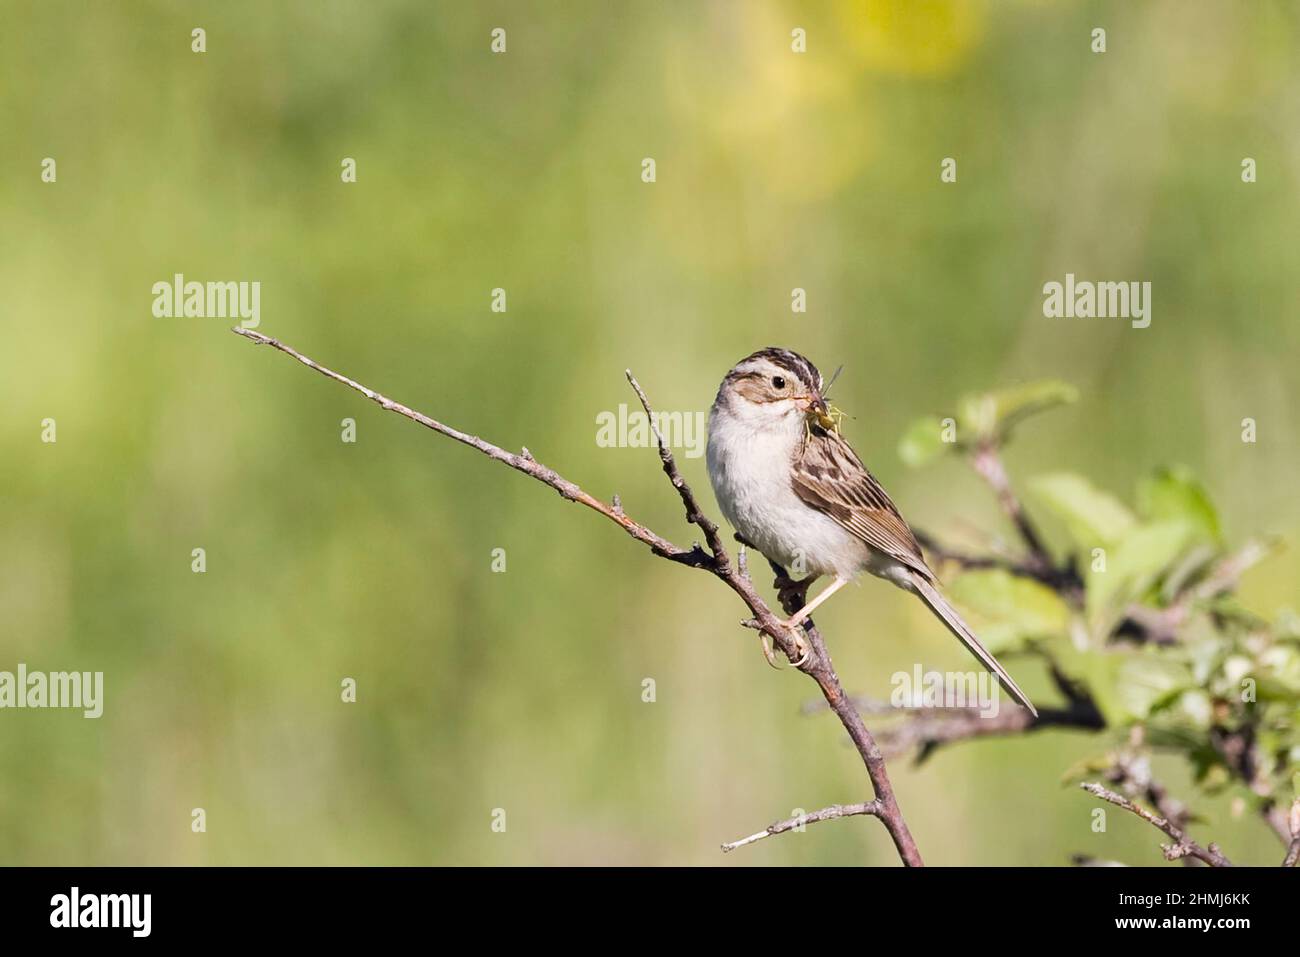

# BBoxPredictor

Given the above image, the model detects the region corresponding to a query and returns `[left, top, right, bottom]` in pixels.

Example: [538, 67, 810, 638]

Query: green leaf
[1254, 675, 1300, 702]
[988, 380, 1079, 432]
[898, 416, 954, 467]
[1188, 746, 1230, 790]
[1088, 520, 1200, 616]
[1199, 763, 1233, 794]
[1147, 726, 1210, 751]
[1058, 753, 1116, 786]
[1071, 652, 1129, 726]
[1187, 636, 1229, 685]
[1116, 656, 1194, 720]
[1260, 644, 1300, 694]
[946, 568, 1071, 651]
[1029, 472, 1136, 549]
[901, 381, 1076, 463]
[1136, 466, 1221, 543]
[1159, 545, 1217, 603]
[1177, 689, 1214, 729]
[956, 380, 1078, 443]
[956, 393, 998, 442]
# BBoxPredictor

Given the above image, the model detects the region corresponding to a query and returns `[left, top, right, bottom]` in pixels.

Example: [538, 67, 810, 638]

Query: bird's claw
[752, 619, 813, 669]
[787, 624, 813, 668]
[767, 621, 812, 668]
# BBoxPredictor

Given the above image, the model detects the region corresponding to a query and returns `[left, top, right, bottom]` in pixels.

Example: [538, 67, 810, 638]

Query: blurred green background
[2, 0, 1298, 865]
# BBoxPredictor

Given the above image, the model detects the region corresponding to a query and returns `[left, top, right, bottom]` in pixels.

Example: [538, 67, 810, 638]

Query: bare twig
[1285, 800, 1300, 868]
[229, 329, 705, 566]
[722, 802, 880, 853]
[915, 530, 1054, 587]
[1097, 746, 1207, 866]
[761, 562, 921, 863]
[232, 327, 923, 865]
[1263, 802, 1295, 846]
[969, 443, 1054, 574]
[624, 373, 729, 563]
[812, 653, 1105, 762]
[1104, 750, 1192, 835]
[904, 440, 1088, 624]
[1080, 782, 1233, 867]
[1204, 719, 1297, 853]
[876, 700, 1103, 762]
[1284, 835, 1300, 868]
[1193, 539, 1272, 602]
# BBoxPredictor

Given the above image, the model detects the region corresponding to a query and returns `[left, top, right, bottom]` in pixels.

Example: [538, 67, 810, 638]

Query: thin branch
[963, 443, 1085, 605]
[969, 443, 1054, 573]
[915, 529, 1054, 586]
[1097, 747, 1205, 866]
[231, 327, 923, 866]
[625, 372, 729, 564]
[759, 559, 922, 863]
[1193, 539, 1271, 603]
[1205, 719, 1296, 852]
[229, 329, 706, 566]
[811, 653, 1105, 762]
[1105, 753, 1191, 835]
[876, 700, 1103, 762]
[1263, 802, 1295, 846]
[722, 802, 880, 853]
[1080, 782, 1233, 867]
[1285, 800, 1300, 868]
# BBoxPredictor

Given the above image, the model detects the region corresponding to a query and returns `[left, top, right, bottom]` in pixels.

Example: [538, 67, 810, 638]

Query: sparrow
[705, 347, 1037, 716]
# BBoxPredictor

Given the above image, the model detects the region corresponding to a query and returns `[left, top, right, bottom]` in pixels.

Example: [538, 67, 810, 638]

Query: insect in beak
[805, 395, 837, 431]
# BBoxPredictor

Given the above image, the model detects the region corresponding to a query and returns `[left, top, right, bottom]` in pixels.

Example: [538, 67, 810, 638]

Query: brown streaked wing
[791, 428, 934, 581]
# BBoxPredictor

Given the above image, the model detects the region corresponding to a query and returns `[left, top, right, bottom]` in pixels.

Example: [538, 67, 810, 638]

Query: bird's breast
[706, 416, 865, 577]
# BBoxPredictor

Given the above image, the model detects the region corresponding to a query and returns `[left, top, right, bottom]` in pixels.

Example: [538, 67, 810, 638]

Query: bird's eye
[772, 376, 786, 390]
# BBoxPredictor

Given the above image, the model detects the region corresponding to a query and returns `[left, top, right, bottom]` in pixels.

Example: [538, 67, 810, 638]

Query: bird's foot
[779, 620, 813, 668]
[755, 621, 811, 669]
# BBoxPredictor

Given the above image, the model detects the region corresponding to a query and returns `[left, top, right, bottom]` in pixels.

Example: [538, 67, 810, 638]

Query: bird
[705, 347, 1037, 716]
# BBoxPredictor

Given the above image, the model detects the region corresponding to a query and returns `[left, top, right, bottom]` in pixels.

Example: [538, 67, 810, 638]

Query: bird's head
[712, 347, 838, 436]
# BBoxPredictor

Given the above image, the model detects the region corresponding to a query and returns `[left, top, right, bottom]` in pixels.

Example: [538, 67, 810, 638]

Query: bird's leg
[783, 575, 850, 632]
[775, 577, 850, 667]
[763, 567, 818, 667]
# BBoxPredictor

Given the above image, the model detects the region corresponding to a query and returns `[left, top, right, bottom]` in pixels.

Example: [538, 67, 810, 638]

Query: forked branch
[231, 327, 923, 866]
[1080, 782, 1233, 867]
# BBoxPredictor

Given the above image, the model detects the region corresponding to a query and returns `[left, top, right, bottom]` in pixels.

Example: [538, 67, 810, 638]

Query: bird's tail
[909, 574, 1038, 717]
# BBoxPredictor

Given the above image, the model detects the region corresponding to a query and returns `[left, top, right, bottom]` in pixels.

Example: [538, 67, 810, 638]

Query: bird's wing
[790, 428, 933, 581]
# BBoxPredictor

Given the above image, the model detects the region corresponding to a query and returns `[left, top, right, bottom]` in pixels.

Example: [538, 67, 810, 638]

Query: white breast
[706, 407, 867, 579]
